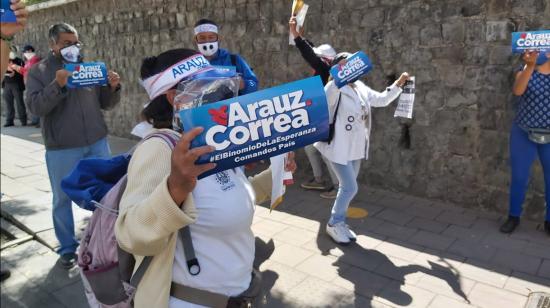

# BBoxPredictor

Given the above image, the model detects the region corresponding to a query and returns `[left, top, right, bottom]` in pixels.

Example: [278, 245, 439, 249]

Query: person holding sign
[115, 48, 295, 308]
[289, 15, 341, 197]
[193, 18, 258, 96]
[500, 49, 550, 235]
[25, 23, 121, 269]
[315, 52, 409, 244]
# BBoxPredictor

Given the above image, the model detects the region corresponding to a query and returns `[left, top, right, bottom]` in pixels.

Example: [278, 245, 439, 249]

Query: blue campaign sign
[212, 65, 237, 74]
[0, 0, 16, 23]
[180, 76, 329, 179]
[64, 62, 108, 88]
[330, 51, 373, 88]
[512, 30, 550, 54]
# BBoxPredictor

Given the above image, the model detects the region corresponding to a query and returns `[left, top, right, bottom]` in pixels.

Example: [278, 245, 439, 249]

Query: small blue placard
[330, 51, 373, 88]
[512, 30, 550, 54]
[64, 62, 108, 88]
[179, 76, 329, 179]
[212, 65, 237, 74]
[0, 0, 17, 23]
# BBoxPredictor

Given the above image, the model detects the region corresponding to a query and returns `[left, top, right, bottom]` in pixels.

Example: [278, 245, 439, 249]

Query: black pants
[2, 84, 27, 125]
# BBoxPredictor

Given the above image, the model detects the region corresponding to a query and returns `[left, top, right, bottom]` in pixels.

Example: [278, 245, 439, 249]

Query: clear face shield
[172, 68, 240, 131]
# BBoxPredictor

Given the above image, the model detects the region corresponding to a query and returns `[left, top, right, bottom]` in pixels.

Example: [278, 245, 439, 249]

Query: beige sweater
[115, 129, 272, 308]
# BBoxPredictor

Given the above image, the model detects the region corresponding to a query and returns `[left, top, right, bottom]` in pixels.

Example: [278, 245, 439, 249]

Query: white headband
[194, 24, 218, 35]
[140, 54, 212, 100]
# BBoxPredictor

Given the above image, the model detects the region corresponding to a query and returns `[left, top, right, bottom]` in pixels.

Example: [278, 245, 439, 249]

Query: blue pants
[45, 138, 111, 255]
[329, 159, 362, 225]
[509, 123, 550, 221]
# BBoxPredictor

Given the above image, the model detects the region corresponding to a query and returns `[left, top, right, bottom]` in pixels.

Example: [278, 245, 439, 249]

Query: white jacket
[314, 80, 402, 165]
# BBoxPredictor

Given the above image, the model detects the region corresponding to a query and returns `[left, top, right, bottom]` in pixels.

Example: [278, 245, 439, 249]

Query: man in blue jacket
[193, 19, 258, 95]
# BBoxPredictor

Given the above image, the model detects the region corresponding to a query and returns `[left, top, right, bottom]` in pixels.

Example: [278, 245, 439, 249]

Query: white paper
[394, 76, 415, 119]
[269, 153, 294, 211]
[289, 4, 309, 45]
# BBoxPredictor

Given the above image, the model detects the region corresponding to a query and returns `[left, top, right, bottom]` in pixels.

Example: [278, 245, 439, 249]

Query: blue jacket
[209, 48, 258, 95]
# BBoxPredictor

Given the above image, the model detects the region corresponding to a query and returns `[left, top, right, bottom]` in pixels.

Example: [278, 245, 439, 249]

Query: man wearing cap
[10, 44, 42, 126]
[289, 16, 340, 198]
[26, 23, 121, 269]
[193, 18, 258, 95]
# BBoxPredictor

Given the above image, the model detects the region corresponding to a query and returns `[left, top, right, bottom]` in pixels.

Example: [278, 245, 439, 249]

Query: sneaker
[320, 188, 338, 199]
[544, 221, 550, 236]
[344, 224, 357, 241]
[300, 178, 329, 191]
[499, 216, 520, 234]
[59, 253, 76, 269]
[326, 222, 351, 244]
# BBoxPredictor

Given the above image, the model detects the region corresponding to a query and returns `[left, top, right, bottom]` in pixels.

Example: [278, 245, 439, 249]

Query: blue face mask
[536, 52, 549, 65]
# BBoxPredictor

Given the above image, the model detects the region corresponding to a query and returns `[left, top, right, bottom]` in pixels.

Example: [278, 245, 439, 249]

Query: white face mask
[60, 45, 81, 63]
[23, 52, 35, 61]
[197, 41, 219, 57]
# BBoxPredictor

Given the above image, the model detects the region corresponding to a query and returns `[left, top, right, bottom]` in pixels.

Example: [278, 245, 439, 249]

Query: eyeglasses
[60, 41, 83, 49]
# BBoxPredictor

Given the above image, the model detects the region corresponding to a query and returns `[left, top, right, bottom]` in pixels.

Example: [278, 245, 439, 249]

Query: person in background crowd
[115, 48, 296, 307]
[0, 0, 28, 282]
[500, 50, 550, 236]
[26, 23, 122, 268]
[315, 52, 409, 244]
[289, 16, 340, 199]
[193, 18, 258, 96]
[2, 51, 27, 127]
[11, 44, 42, 127]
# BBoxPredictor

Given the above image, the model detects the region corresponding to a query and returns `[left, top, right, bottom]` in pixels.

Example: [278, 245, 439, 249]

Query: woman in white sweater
[115, 48, 295, 308]
[315, 52, 410, 244]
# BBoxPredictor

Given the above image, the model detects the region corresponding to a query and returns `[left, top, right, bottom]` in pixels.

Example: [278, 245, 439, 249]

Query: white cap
[313, 44, 336, 59]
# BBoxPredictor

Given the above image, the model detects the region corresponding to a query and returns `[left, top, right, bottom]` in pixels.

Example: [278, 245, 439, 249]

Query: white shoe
[344, 225, 357, 241]
[326, 222, 351, 244]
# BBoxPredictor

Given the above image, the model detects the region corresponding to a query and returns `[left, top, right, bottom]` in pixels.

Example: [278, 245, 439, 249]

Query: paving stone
[355, 234, 385, 250]
[481, 233, 528, 253]
[259, 260, 308, 294]
[414, 272, 476, 303]
[375, 281, 436, 308]
[409, 230, 457, 251]
[523, 242, 550, 260]
[442, 224, 487, 242]
[436, 211, 477, 228]
[251, 219, 290, 238]
[373, 256, 426, 285]
[447, 239, 497, 262]
[300, 234, 345, 258]
[412, 250, 465, 272]
[375, 208, 416, 226]
[335, 243, 393, 272]
[261, 209, 296, 224]
[491, 249, 542, 275]
[284, 215, 321, 232]
[428, 295, 478, 308]
[268, 243, 314, 268]
[376, 240, 423, 262]
[407, 217, 449, 233]
[52, 280, 89, 308]
[0, 266, 66, 308]
[405, 203, 444, 220]
[272, 226, 318, 247]
[504, 271, 550, 296]
[538, 259, 550, 279]
[456, 260, 511, 288]
[357, 216, 385, 233]
[285, 276, 349, 307]
[468, 282, 527, 308]
[332, 266, 392, 299]
[370, 221, 419, 242]
[375, 196, 410, 211]
[295, 254, 348, 282]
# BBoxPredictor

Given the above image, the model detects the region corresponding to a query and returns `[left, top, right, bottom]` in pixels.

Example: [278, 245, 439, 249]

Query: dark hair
[48, 23, 78, 44]
[194, 18, 218, 28]
[23, 45, 35, 52]
[140, 48, 199, 129]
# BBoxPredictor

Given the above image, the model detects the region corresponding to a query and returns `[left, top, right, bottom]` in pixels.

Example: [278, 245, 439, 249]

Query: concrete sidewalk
[1, 125, 549, 308]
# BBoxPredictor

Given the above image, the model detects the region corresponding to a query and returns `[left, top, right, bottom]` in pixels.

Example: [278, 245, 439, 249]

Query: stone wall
[15, 0, 550, 218]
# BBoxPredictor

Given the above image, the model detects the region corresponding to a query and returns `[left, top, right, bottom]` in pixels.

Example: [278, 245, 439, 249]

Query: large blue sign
[64, 62, 108, 88]
[512, 30, 550, 54]
[180, 76, 329, 178]
[330, 51, 373, 88]
[0, 0, 16, 23]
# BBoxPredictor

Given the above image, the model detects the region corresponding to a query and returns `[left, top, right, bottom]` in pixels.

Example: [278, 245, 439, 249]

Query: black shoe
[0, 269, 11, 282]
[544, 221, 550, 236]
[499, 216, 520, 234]
[3, 123, 14, 127]
[59, 253, 76, 269]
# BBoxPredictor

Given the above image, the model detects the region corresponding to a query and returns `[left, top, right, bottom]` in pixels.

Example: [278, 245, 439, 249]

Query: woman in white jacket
[315, 52, 410, 244]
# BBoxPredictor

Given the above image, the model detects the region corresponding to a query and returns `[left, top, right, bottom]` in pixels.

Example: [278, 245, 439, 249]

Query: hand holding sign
[107, 70, 121, 89]
[55, 69, 71, 88]
[167, 127, 217, 205]
[522, 50, 540, 67]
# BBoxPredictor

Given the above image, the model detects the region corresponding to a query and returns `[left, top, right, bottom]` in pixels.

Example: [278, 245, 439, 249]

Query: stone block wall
[15, 0, 550, 218]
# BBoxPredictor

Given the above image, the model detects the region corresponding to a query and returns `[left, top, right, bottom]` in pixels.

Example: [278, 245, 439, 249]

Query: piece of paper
[289, 3, 309, 45]
[179, 76, 329, 179]
[269, 153, 292, 211]
[394, 76, 415, 119]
